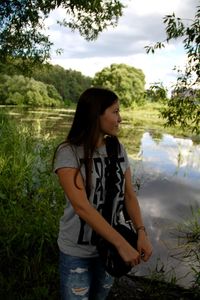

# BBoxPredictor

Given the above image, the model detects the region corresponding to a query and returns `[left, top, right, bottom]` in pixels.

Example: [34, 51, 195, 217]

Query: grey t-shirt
[54, 142, 130, 257]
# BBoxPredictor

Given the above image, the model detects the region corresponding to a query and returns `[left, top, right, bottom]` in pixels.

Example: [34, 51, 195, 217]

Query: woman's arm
[124, 167, 153, 261]
[57, 167, 141, 266]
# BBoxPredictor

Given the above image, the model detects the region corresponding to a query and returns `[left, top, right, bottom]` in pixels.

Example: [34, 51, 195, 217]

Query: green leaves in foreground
[0, 0, 124, 69]
[145, 5, 200, 135]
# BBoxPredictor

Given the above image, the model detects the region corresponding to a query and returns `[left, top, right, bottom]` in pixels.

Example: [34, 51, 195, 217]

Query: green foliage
[145, 83, 168, 103]
[0, 114, 64, 299]
[0, 58, 30, 76]
[145, 5, 200, 80]
[32, 63, 92, 103]
[59, 0, 124, 41]
[0, 74, 62, 107]
[162, 7, 200, 82]
[161, 88, 200, 134]
[145, 5, 200, 134]
[0, 0, 124, 71]
[0, 60, 92, 104]
[174, 207, 200, 292]
[0, 2, 52, 73]
[93, 63, 146, 107]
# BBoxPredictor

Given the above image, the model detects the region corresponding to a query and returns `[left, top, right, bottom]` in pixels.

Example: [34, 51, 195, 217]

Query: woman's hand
[116, 238, 141, 267]
[137, 230, 153, 262]
[123, 168, 153, 263]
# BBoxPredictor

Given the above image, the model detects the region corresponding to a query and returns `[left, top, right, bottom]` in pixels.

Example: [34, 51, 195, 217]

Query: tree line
[0, 60, 168, 107]
[0, 62, 92, 106]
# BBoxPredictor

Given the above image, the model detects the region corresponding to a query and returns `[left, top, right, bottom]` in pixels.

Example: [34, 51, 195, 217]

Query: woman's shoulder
[53, 142, 83, 172]
[56, 142, 82, 153]
[56, 143, 85, 161]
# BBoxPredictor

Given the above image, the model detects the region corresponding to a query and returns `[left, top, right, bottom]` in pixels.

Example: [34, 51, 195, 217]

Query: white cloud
[45, 0, 199, 90]
[140, 132, 200, 181]
[131, 0, 182, 16]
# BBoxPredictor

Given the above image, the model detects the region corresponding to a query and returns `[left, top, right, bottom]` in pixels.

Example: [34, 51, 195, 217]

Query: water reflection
[138, 132, 200, 184]
[130, 132, 200, 287]
[0, 106, 74, 138]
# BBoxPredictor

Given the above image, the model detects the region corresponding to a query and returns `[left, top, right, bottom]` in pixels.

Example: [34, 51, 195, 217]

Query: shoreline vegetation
[108, 274, 200, 300]
[0, 104, 199, 299]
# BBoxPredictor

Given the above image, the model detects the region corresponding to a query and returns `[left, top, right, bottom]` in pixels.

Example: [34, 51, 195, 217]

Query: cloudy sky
[46, 0, 198, 91]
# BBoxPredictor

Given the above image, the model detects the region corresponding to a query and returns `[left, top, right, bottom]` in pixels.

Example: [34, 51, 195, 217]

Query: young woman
[53, 87, 152, 300]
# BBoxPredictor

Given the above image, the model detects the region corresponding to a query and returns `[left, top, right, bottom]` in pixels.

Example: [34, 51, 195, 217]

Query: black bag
[97, 223, 138, 277]
[96, 136, 138, 277]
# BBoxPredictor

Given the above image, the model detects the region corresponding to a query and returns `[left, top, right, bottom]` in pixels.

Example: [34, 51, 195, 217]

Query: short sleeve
[53, 144, 79, 173]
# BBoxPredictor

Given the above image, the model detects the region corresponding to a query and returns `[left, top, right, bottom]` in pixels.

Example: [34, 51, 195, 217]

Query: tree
[32, 64, 92, 103]
[0, 74, 62, 107]
[0, 0, 124, 71]
[145, 5, 200, 133]
[93, 64, 145, 107]
[0, 60, 92, 104]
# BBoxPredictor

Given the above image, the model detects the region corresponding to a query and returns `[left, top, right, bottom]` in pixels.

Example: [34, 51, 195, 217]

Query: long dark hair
[54, 87, 120, 196]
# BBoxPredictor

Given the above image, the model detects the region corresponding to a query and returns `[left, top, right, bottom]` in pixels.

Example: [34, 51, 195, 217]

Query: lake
[1, 106, 200, 288]
[130, 132, 200, 287]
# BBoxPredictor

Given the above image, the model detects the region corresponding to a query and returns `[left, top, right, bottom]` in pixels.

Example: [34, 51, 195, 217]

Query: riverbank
[107, 275, 200, 300]
[1, 107, 199, 299]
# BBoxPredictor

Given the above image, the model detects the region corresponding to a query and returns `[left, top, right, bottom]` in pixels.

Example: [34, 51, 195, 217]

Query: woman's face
[99, 100, 122, 136]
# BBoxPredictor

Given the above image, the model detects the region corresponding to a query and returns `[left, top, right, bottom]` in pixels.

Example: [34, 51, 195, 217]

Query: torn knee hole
[72, 287, 89, 296]
[104, 283, 113, 289]
[70, 267, 88, 274]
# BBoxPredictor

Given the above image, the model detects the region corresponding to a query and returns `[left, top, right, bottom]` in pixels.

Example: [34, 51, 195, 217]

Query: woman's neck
[96, 135, 106, 148]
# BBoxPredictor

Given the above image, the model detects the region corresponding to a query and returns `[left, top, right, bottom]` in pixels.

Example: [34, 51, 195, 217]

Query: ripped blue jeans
[59, 251, 113, 300]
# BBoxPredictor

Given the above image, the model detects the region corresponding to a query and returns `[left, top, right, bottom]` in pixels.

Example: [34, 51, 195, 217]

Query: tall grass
[0, 114, 64, 299]
[173, 207, 200, 293]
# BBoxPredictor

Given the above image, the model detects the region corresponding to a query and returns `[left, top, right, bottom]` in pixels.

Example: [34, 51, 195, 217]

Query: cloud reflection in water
[139, 132, 200, 183]
[129, 132, 200, 287]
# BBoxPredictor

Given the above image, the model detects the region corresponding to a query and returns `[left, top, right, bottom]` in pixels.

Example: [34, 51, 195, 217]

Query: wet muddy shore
[107, 275, 200, 300]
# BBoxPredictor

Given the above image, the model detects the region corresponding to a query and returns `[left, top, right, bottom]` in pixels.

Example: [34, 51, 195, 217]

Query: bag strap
[100, 136, 116, 223]
[102, 136, 132, 225]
